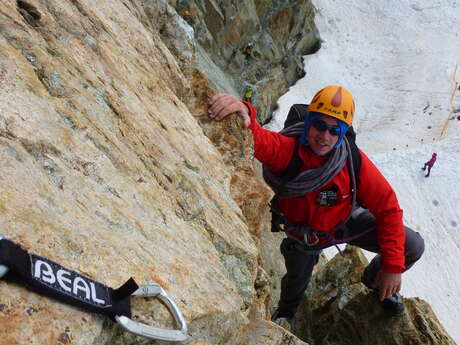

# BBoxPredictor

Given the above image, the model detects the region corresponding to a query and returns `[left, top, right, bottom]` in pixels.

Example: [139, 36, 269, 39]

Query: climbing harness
[282, 220, 374, 256]
[0, 235, 187, 342]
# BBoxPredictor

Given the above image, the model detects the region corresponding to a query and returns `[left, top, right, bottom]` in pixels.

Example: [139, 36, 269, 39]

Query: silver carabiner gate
[115, 283, 188, 342]
[0, 236, 9, 278]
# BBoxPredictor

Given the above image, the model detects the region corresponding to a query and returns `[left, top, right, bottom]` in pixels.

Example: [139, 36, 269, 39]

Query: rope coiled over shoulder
[262, 122, 349, 198]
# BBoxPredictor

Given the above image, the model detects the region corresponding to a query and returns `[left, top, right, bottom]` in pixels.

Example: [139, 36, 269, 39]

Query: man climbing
[242, 43, 254, 61]
[182, 10, 195, 26]
[422, 153, 437, 177]
[208, 86, 425, 324]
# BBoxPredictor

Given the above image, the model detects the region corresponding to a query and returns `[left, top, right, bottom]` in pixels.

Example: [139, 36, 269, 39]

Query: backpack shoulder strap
[284, 104, 309, 128]
[345, 127, 362, 207]
[344, 127, 361, 183]
[349, 142, 361, 186]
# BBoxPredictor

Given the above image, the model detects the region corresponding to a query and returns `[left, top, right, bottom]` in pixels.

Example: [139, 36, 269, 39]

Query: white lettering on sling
[34, 260, 56, 284]
[90, 282, 105, 305]
[73, 277, 90, 300]
[56, 269, 72, 292]
[31, 255, 109, 306]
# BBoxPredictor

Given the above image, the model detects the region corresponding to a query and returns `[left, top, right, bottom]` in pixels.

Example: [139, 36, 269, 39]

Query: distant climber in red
[422, 153, 437, 177]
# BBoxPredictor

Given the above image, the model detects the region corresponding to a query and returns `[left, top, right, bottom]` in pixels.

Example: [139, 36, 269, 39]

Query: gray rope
[263, 122, 349, 198]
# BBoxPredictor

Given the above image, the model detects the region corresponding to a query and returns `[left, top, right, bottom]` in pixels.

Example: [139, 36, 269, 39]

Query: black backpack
[269, 104, 362, 232]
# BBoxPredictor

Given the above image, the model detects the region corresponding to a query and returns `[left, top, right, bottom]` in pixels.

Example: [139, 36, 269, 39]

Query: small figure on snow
[422, 153, 437, 177]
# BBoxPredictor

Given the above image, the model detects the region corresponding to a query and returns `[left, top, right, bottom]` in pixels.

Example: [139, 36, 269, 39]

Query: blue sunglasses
[312, 119, 340, 136]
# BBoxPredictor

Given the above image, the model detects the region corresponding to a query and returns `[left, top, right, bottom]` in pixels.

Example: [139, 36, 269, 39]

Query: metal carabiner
[304, 232, 320, 246]
[0, 236, 10, 278]
[115, 283, 188, 342]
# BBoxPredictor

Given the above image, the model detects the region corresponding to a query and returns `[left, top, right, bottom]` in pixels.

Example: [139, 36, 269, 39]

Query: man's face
[307, 115, 340, 156]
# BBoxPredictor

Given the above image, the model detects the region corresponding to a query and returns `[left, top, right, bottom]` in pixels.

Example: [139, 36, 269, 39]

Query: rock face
[162, 0, 321, 123]
[0, 0, 257, 344]
[0, 1, 455, 345]
[292, 246, 456, 345]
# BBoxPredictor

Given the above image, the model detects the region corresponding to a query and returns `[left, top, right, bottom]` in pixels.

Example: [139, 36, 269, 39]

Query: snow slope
[267, 0, 460, 341]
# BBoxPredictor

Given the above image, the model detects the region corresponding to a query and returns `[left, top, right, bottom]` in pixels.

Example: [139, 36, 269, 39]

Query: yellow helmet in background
[307, 85, 355, 126]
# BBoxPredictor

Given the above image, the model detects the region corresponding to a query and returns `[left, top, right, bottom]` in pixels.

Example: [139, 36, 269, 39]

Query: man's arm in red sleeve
[243, 101, 296, 174]
[356, 150, 405, 273]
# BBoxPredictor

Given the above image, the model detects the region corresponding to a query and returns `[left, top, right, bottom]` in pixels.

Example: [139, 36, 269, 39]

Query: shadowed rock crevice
[20, 139, 65, 189]
[17, 1, 42, 27]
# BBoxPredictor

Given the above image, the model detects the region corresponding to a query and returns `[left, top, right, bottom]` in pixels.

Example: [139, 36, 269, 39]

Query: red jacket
[245, 102, 405, 273]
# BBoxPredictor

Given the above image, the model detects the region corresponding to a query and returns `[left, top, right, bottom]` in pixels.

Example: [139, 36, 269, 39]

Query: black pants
[277, 209, 425, 317]
[423, 164, 432, 177]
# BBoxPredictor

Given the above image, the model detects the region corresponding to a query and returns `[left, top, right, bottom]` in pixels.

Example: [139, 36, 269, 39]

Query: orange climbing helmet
[307, 85, 355, 126]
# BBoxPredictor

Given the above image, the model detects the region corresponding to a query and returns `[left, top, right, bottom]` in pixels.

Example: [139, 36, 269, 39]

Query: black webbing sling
[0, 236, 188, 341]
[0, 237, 137, 319]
